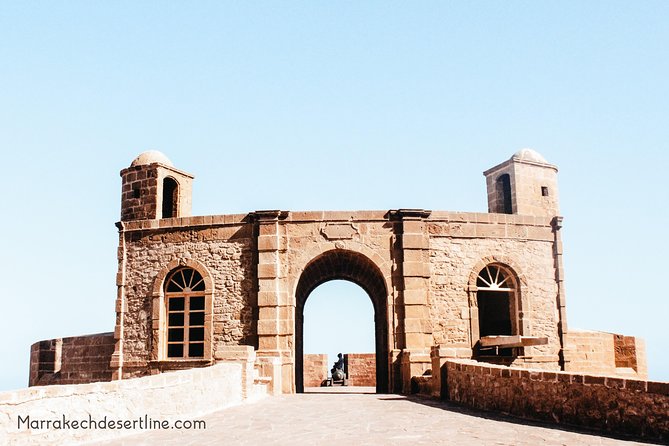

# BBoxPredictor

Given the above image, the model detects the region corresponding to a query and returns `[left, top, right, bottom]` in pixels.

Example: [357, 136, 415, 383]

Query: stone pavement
[93, 390, 658, 446]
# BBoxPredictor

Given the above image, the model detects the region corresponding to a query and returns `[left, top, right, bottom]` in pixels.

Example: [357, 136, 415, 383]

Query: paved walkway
[95, 391, 658, 446]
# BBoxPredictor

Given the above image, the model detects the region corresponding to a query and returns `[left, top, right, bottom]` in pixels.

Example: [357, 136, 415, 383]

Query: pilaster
[252, 210, 293, 393]
[552, 216, 568, 369]
[390, 209, 433, 393]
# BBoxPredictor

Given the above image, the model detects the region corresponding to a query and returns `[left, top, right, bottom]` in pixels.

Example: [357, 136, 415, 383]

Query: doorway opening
[295, 250, 389, 393]
[303, 280, 375, 391]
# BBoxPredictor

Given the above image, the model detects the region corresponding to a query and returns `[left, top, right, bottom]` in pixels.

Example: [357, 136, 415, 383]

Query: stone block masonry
[345, 353, 376, 387]
[2, 359, 266, 445]
[26, 149, 652, 413]
[563, 330, 647, 379]
[443, 359, 669, 442]
[29, 333, 115, 386]
[303, 354, 328, 387]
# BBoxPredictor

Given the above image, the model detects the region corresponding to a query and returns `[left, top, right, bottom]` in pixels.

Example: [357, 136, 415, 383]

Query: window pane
[477, 291, 512, 336]
[189, 343, 204, 357]
[166, 278, 182, 292]
[168, 297, 184, 311]
[168, 313, 184, 327]
[190, 296, 205, 311]
[167, 344, 183, 358]
[189, 327, 204, 341]
[189, 312, 205, 326]
[191, 278, 205, 291]
[182, 268, 193, 288]
[168, 328, 183, 342]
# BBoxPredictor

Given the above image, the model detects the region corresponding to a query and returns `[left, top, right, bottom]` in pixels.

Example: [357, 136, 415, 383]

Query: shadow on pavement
[387, 394, 661, 445]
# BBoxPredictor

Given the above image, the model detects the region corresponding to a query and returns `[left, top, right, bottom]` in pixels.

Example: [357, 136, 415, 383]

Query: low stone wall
[345, 353, 375, 387]
[303, 354, 328, 387]
[563, 330, 647, 379]
[1, 359, 266, 445]
[29, 332, 115, 386]
[444, 359, 668, 442]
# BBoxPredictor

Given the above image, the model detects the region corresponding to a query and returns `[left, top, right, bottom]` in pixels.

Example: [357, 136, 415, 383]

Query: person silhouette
[335, 353, 344, 370]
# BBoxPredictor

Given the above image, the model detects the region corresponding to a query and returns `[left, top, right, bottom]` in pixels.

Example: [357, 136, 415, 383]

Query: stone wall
[2, 357, 266, 445]
[428, 215, 561, 368]
[443, 359, 668, 442]
[29, 333, 115, 387]
[563, 330, 647, 379]
[101, 209, 641, 393]
[303, 354, 328, 387]
[345, 353, 376, 387]
[118, 219, 256, 377]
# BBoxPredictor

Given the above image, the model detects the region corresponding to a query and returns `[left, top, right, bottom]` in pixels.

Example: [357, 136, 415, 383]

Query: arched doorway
[303, 281, 375, 378]
[295, 250, 389, 393]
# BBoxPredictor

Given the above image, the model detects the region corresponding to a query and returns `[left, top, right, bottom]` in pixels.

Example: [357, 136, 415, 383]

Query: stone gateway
[29, 149, 647, 395]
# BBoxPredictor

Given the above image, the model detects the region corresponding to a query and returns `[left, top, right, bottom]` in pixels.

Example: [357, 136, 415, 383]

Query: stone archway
[295, 249, 389, 393]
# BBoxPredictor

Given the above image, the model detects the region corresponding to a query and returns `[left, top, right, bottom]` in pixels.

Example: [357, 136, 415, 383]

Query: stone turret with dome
[483, 148, 560, 217]
[512, 148, 548, 164]
[119, 150, 194, 222]
[130, 150, 175, 168]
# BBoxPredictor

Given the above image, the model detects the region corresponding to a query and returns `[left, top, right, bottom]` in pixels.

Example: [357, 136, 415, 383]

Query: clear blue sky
[1, 1, 667, 390]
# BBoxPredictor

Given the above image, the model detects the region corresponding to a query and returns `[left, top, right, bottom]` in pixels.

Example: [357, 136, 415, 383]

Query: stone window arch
[468, 261, 523, 358]
[476, 264, 519, 337]
[164, 267, 206, 358]
[151, 260, 213, 366]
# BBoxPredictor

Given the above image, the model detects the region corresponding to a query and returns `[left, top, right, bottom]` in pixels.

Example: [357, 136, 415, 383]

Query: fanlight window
[165, 268, 205, 293]
[475, 263, 519, 354]
[164, 267, 206, 358]
[476, 265, 514, 291]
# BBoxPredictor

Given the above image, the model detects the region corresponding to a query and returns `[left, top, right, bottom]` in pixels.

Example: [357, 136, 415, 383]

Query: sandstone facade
[29, 149, 647, 396]
[345, 353, 376, 387]
[302, 354, 328, 387]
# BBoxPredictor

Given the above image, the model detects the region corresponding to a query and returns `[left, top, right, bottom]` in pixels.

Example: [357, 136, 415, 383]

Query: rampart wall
[303, 354, 328, 387]
[563, 329, 647, 379]
[4, 354, 265, 445]
[345, 353, 376, 387]
[29, 333, 115, 386]
[443, 359, 668, 442]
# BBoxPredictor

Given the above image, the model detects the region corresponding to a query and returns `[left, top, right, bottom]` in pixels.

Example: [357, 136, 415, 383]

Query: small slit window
[164, 267, 206, 359]
[541, 186, 549, 197]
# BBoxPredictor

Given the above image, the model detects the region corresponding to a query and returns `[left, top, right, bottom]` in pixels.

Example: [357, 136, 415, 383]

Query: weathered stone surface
[564, 330, 646, 379]
[120, 226, 256, 375]
[345, 353, 376, 387]
[29, 333, 115, 386]
[303, 354, 327, 387]
[23, 150, 654, 441]
[2, 359, 265, 445]
[443, 359, 669, 442]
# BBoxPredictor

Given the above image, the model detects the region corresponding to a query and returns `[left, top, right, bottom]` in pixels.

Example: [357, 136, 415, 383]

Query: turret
[484, 149, 559, 217]
[119, 151, 193, 221]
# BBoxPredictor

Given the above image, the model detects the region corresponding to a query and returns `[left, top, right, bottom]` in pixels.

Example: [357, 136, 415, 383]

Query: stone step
[249, 382, 269, 401]
[254, 376, 272, 385]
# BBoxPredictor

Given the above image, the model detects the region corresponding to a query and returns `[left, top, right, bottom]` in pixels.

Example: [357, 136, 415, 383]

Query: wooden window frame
[150, 262, 213, 366]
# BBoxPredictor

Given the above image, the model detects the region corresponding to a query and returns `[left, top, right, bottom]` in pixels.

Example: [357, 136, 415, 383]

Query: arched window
[162, 177, 179, 218]
[476, 264, 519, 356]
[164, 267, 206, 358]
[495, 174, 512, 214]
